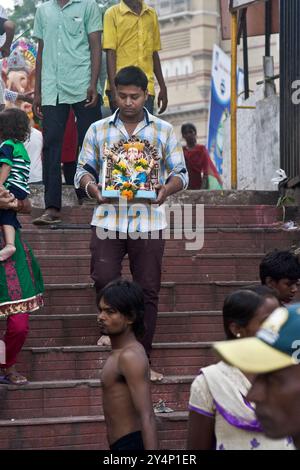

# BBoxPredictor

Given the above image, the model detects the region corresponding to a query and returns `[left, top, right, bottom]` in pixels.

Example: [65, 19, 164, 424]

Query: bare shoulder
[120, 342, 148, 363]
[119, 343, 149, 373]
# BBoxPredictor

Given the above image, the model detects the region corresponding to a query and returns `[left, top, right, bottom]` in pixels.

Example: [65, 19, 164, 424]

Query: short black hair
[115, 66, 148, 91]
[0, 108, 30, 142]
[246, 285, 280, 301]
[259, 250, 300, 284]
[97, 279, 145, 339]
[223, 289, 270, 339]
[181, 123, 197, 135]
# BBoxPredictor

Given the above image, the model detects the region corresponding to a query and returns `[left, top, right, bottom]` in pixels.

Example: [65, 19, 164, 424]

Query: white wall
[223, 94, 280, 190]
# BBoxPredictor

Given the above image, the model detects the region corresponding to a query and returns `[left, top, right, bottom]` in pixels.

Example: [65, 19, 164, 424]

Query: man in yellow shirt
[103, 0, 167, 115]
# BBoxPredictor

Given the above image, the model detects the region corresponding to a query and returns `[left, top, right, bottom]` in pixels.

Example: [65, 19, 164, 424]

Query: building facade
[150, 0, 279, 143]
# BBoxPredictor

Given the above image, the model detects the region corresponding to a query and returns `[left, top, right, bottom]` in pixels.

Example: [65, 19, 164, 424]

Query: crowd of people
[1, 0, 221, 226]
[97, 252, 300, 450]
[0, 0, 299, 452]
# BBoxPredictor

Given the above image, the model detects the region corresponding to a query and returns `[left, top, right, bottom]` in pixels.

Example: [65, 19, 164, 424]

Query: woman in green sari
[0, 187, 43, 384]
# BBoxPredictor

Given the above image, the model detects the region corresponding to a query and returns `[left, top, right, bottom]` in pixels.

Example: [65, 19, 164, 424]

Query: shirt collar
[109, 108, 154, 126]
[53, 0, 81, 6]
[119, 1, 150, 16]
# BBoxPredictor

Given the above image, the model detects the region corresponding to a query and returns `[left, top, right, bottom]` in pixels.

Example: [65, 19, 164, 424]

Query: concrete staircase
[0, 190, 299, 449]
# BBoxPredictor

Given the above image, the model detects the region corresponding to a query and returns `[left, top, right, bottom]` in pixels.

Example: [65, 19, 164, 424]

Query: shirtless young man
[97, 279, 158, 451]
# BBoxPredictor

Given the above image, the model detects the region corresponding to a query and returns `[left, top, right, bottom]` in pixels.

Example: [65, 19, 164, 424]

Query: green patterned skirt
[0, 230, 44, 318]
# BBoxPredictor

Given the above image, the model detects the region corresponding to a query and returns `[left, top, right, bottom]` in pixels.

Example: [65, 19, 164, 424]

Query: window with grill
[150, 0, 190, 16]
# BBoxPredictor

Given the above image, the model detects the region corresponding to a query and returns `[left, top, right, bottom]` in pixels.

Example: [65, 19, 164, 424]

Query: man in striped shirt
[75, 66, 188, 381]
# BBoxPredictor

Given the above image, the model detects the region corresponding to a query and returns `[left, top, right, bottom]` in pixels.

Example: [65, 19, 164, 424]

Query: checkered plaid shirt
[75, 109, 188, 233]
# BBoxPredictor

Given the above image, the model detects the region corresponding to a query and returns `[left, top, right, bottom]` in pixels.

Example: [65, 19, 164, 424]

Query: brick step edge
[0, 412, 188, 427]
[43, 281, 258, 289]
[35, 253, 266, 260]
[25, 311, 222, 320]
[22, 227, 295, 234]
[0, 375, 195, 391]
[0, 311, 223, 320]
[22, 342, 212, 353]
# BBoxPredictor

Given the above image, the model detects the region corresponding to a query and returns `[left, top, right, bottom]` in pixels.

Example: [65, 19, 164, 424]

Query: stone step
[3, 191, 291, 451]
[41, 280, 263, 314]
[0, 412, 188, 450]
[21, 227, 300, 256]
[17, 343, 216, 382]
[0, 376, 193, 421]
[20, 205, 281, 230]
[41, 281, 174, 314]
[7, 313, 224, 347]
[1, 312, 224, 347]
[35, 253, 263, 284]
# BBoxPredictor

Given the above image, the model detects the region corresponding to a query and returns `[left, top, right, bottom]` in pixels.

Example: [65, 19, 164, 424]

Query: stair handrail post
[231, 10, 238, 190]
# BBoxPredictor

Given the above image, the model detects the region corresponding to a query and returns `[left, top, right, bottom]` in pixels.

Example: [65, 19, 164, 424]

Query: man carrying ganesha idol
[75, 66, 188, 382]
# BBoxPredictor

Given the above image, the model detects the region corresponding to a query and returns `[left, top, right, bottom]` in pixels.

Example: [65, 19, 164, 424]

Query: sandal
[32, 212, 61, 226]
[0, 372, 28, 385]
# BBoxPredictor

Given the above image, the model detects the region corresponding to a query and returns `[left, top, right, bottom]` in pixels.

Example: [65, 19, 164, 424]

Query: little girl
[0, 108, 30, 261]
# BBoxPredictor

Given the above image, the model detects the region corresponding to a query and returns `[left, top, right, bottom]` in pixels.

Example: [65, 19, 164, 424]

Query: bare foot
[0, 244, 16, 262]
[150, 368, 164, 382]
[97, 335, 111, 347]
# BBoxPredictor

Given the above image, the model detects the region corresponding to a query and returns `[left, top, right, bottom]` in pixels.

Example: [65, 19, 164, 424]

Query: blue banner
[207, 45, 244, 177]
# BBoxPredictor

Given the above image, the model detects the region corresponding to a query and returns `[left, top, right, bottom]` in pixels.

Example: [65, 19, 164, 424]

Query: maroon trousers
[0, 313, 29, 369]
[90, 228, 165, 356]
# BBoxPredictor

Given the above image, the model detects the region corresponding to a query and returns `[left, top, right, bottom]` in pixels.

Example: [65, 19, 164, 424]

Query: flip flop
[0, 372, 28, 385]
[32, 213, 61, 226]
[0, 375, 9, 384]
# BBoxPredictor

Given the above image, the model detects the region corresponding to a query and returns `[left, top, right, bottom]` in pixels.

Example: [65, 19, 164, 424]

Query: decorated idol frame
[102, 137, 161, 200]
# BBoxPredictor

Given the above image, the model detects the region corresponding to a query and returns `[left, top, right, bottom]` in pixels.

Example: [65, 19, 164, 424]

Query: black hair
[223, 289, 270, 339]
[259, 250, 300, 284]
[181, 123, 197, 135]
[246, 284, 280, 301]
[115, 66, 148, 92]
[97, 279, 145, 339]
[0, 108, 30, 142]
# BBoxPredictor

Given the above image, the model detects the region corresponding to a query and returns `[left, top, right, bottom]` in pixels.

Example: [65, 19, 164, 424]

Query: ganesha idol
[2, 41, 36, 116]
[102, 138, 161, 201]
[1, 42, 43, 184]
